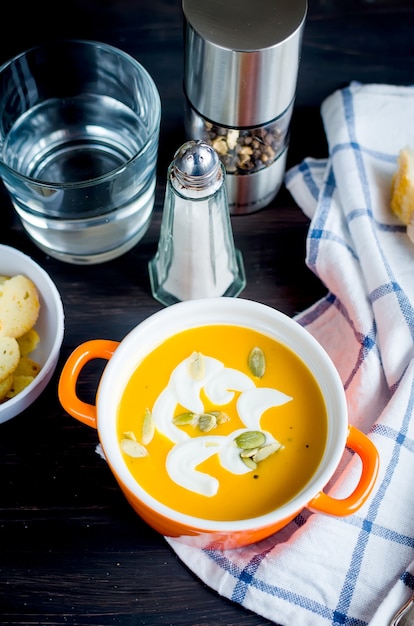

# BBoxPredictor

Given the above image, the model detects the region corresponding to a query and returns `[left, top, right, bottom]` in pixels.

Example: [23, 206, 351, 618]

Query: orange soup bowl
[58, 298, 379, 549]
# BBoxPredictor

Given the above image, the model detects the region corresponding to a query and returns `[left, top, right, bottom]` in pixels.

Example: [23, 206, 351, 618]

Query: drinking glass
[0, 40, 161, 264]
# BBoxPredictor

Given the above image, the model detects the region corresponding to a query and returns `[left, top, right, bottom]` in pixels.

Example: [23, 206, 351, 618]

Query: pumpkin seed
[198, 413, 217, 432]
[235, 430, 266, 450]
[173, 412, 197, 426]
[253, 441, 282, 463]
[122, 430, 137, 441]
[241, 456, 257, 470]
[248, 346, 266, 378]
[120, 438, 148, 458]
[187, 351, 205, 380]
[240, 447, 259, 458]
[142, 408, 155, 445]
[209, 410, 230, 424]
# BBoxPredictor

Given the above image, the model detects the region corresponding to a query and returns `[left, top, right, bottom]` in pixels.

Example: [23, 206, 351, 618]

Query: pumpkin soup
[117, 324, 328, 521]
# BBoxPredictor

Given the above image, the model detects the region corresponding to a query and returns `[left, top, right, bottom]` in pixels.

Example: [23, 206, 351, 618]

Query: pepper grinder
[182, 0, 307, 214]
[148, 140, 246, 307]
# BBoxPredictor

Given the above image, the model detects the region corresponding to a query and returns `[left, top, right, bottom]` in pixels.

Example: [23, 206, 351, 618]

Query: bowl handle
[58, 339, 119, 429]
[308, 425, 379, 516]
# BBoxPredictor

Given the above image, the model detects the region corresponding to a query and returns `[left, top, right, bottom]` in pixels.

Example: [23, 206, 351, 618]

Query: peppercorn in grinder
[182, 0, 307, 214]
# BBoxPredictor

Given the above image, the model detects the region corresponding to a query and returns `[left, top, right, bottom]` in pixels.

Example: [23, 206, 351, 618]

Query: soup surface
[117, 324, 328, 521]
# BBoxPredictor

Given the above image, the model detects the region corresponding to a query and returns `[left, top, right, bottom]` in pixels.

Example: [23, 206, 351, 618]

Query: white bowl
[0, 245, 65, 423]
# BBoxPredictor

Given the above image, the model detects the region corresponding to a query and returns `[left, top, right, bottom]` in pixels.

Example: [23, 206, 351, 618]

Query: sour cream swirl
[152, 353, 292, 496]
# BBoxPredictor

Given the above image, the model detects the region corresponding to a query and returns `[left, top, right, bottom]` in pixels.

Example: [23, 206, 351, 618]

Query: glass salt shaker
[182, 0, 307, 214]
[148, 139, 246, 307]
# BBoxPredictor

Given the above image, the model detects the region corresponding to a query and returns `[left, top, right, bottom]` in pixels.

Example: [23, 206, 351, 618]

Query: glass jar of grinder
[182, 0, 307, 214]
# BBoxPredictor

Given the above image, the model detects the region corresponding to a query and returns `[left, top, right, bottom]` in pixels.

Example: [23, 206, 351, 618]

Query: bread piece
[17, 328, 40, 356]
[391, 147, 414, 226]
[0, 336, 20, 382]
[0, 374, 13, 401]
[5, 375, 35, 399]
[14, 356, 41, 377]
[0, 275, 40, 339]
[0, 276, 9, 296]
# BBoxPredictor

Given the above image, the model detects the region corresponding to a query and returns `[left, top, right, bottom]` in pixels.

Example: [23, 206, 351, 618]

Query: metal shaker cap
[183, 0, 307, 127]
[171, 139, 223, 190]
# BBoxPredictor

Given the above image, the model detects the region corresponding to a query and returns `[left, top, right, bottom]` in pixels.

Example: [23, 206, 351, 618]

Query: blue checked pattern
[167, 83, 414, 625]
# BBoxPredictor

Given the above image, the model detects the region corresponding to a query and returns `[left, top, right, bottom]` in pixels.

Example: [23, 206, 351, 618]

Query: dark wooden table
[1, 1, 413, 624]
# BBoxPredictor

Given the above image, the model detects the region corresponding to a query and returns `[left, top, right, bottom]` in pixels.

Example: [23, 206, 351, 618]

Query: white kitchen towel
[166, 83, 414, 625]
